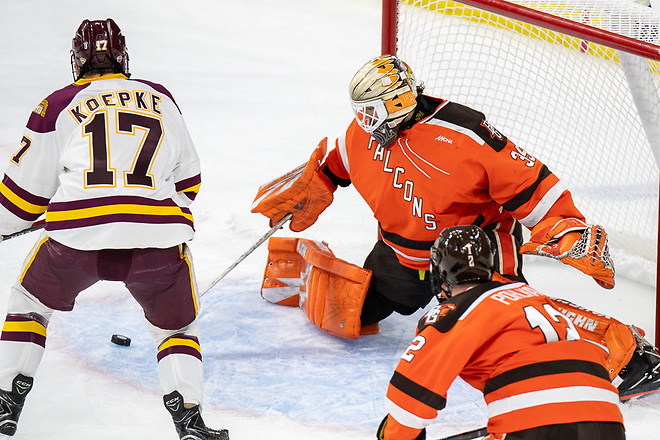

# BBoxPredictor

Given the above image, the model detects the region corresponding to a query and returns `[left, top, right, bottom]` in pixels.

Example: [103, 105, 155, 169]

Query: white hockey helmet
[349, 55, 418, 147]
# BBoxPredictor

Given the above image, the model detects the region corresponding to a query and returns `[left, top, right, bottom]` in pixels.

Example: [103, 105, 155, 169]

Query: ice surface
[0, 0, 658, 439]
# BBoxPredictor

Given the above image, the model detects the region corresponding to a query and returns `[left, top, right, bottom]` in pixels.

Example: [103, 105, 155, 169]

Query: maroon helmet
[71, 18, 129, 81]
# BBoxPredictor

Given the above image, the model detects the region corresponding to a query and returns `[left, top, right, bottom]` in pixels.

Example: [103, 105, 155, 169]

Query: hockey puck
[111, 334, 131, 346]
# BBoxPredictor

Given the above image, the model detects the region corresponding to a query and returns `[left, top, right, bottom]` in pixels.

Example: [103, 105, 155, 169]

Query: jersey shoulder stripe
[422, 100, 509, 152]
[417, 281, 510, 334]
[131, 78, 181, 113]
[26, 83, 91, 134]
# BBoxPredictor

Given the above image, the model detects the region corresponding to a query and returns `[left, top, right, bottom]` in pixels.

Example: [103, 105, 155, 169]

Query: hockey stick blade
[200, 213, 293, 296]
[1, 219, 45, 242]
[436, 427, 489, 440]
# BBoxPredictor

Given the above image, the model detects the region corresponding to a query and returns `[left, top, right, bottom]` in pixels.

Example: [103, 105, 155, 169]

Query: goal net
[383, 0, 660, 289]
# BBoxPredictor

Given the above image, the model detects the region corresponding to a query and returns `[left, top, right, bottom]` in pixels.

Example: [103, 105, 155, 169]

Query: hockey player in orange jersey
[378, 225, 625, 440]
[251, 55, 660, 398]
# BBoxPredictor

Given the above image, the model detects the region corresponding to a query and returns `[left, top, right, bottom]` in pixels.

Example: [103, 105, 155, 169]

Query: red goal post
[381, 0, 660, 344]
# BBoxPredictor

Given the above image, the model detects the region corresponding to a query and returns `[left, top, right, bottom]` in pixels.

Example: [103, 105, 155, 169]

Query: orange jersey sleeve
[384, 281, 622, 438]
[327, 96, 585, 269]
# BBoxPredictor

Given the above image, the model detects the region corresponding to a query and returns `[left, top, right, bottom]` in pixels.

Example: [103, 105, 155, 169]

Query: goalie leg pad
[259, 237, 373, 338]
[260, 237, 307, 306]
[301, 244, 372, 339]
[549, 297, 636, 379]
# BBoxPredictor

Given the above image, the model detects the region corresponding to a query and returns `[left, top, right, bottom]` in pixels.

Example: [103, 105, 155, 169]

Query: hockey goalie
[251, 139, 373, 339]
[250, 55, 660, 400]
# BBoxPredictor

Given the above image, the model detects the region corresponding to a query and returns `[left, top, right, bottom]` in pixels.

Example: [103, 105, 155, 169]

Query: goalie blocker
[250, 138, 335, 232]
[260, 237, 373, 339]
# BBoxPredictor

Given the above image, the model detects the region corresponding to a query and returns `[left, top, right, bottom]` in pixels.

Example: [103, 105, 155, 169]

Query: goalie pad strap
[548, 298, 636, 378]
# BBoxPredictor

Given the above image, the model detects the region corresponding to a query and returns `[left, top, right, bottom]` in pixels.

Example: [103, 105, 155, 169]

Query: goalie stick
[0, 219, 45, 242]
[200, 213, 293, 296]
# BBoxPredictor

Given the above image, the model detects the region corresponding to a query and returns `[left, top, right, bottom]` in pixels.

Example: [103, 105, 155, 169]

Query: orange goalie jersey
[383, 281, 623, 439]
[323, 96, 584, 271]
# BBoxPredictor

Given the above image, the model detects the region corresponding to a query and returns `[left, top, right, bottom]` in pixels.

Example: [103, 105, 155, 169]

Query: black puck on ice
[111, 334, 131, 346]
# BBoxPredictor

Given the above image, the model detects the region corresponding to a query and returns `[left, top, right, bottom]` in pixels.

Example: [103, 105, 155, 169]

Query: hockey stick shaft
[1, 219, 45, 242]
[200, 213, 293, 296]
[437, 427, 489, 440]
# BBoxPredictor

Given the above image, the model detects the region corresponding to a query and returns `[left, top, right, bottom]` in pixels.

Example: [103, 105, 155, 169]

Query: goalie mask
[71, 18, 129, 81]
[430, 225, 495, 300]
[349, 55, 418, 148]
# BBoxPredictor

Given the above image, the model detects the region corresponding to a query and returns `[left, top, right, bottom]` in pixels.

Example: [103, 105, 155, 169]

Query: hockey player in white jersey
[0, 18, 228, 439]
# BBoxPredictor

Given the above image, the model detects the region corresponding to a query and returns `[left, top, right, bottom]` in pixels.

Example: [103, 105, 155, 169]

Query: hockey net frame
[381, 0, 660, 343]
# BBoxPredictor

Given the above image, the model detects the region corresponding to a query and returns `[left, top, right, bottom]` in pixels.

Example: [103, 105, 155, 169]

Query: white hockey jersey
[0, 73, 201, 250]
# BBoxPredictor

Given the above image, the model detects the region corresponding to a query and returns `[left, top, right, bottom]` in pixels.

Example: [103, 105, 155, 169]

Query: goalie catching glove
[520, 217, 615, 289]
[250, 138, 335, 232]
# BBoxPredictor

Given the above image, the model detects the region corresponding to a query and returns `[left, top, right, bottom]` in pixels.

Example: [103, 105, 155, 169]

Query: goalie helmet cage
[381, 0, 660, 344]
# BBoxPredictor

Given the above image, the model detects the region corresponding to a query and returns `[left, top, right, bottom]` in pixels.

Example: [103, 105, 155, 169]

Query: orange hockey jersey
[382, 281, 623, 439]
[323, 96, 584, 270]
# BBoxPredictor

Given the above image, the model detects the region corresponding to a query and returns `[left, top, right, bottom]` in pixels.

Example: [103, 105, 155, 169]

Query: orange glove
[520, 217, 615, 289]
[250, 138, 335, 232]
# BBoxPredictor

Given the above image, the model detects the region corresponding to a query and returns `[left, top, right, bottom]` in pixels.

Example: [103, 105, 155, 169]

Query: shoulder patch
[33, 99, 48, 117]
[479, 119, 504, 142]
[26, 83, 89, 134]
[417, 281, 507, 333]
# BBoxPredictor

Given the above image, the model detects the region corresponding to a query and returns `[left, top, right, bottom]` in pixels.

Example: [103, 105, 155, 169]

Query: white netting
[396, 0, 660, 283]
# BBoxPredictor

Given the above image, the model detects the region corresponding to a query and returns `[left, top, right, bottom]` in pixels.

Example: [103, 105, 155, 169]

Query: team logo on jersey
[33, 99, 48, 117]
[480, 119, 503, 140]
[424, 303, 457, 324]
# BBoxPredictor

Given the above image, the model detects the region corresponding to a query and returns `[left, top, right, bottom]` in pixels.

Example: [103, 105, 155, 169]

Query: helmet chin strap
[437, 282, 453, 302]
[372, 107, 419, 148]
[372, 124, 399, 148]
[433, 274, 453, 303]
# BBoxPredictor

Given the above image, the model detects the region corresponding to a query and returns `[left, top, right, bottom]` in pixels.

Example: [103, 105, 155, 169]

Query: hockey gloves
[376, 415, 426, 440]
[520, 217, 615, 289]
[251, 138, 335, 232]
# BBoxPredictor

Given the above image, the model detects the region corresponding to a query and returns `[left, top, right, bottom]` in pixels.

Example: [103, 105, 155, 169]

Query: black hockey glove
[376, 415, 426, 440]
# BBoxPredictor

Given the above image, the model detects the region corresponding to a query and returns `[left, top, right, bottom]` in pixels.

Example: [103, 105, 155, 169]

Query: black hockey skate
[164, 391, 229, 440]
[0, 374, 33, 436]
[618, 326, 660, 401]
